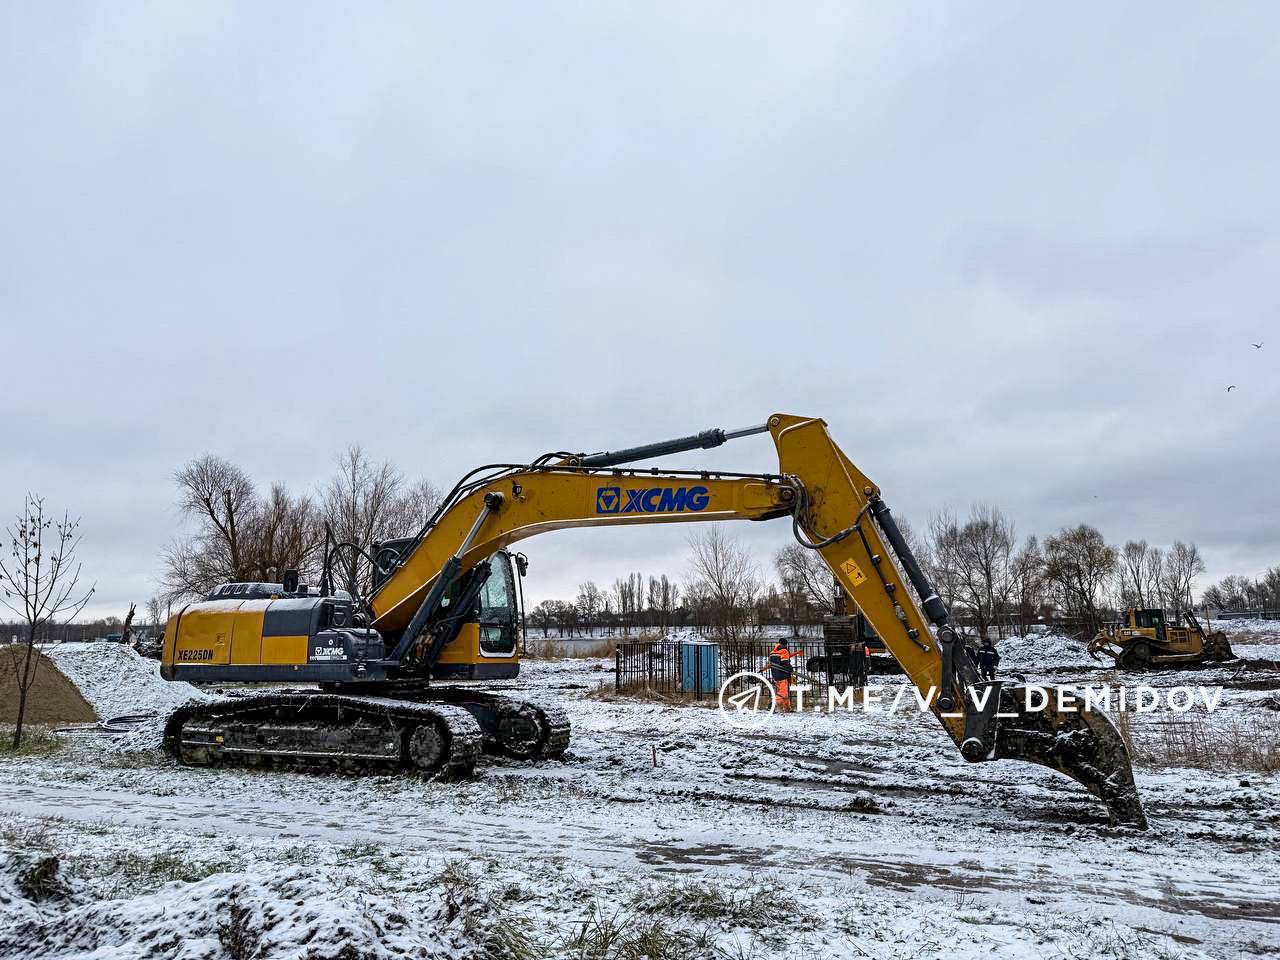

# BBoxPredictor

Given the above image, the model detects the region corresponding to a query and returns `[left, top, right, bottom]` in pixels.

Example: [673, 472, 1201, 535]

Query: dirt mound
[996, 632, 1091, 670]
[44, 643, 213, 720]
[0, 648, 96, 724]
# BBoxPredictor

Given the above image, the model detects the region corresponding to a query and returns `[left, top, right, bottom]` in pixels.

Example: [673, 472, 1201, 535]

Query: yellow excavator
[161, 414, 1147, 827]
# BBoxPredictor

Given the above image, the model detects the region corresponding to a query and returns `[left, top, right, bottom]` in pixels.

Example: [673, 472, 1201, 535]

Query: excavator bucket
[993, 685, 1147, 829]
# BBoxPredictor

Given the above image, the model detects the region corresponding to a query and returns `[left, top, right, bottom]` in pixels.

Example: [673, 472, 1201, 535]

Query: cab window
[478, 554, 516, 624]
[477, 553, 518, 657]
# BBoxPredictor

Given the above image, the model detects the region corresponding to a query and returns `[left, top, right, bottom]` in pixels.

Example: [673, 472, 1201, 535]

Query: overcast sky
[2, 3, 1277, 619]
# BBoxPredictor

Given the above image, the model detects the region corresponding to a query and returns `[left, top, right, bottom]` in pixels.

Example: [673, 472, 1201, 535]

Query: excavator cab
[432, 550, 522, 680]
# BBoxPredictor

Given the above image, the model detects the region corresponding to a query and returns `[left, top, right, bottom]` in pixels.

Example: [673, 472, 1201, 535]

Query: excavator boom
[367, 413, 1146, 828]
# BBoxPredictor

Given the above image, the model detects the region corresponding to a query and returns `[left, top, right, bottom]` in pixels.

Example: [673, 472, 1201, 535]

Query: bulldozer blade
[993, 685, 1148, 829]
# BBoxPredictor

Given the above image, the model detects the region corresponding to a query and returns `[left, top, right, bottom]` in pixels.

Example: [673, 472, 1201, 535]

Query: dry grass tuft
[216, 891, 262, 960]
[629, 879, 780, 929]
[586, 683, 711, 706]
[561, 899, 724, 960]
[1117, 710, 1280, 773]
[433, 858, 540, 960]
[13, 855, 70, 902]
[0, 726, 64, 757]
[1048, 916, 1189, 960]
[524, 638, 618, 660]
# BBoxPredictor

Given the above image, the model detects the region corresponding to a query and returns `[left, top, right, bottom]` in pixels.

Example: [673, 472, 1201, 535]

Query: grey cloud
[2, 3, 1278, 616]
[956, 225, 1267, 303]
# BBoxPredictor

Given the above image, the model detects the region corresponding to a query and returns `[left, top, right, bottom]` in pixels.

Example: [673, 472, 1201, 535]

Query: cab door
[476, 551, 519, 658]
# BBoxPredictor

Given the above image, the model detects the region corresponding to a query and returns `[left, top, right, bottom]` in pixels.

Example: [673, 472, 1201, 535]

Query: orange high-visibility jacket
[768, 644, 795, 681]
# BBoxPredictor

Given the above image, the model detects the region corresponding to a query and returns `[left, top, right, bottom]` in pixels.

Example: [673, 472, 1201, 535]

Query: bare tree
[529, 598, 579, 637]
[926, 504, 1015, 639]
[322, 445, 401, 593]
[918, 509, 963, 618]
[1117, 540, 1163, 610]
[1008, 535, 1046, 635]
[0, 496, 95, 749]
[774, 544, 838, 617]
[529, 599, 555, 637]
[645, 575, 680, 631]
[576, 581, 603, 635]
[249, 484, 322, 583]
[164, 456, 323, 600]
[1245, 575, 1270, 609]
[1043, 524, 1117, 636]
[687, 527, 759, 639]
[554, 599, 580, 636]
[389, 477, 445, 534]
[1225, 577, 1260, 609]
[320, 447, 445, 596]
[1159, 541, 1204, 615]
[145, 595, 164, 631]
[774, 565, 812, 634]
[1203, 574, 1250, 610]
[680, 574, 711, 631]
[1263, 567, 1280, 605]
[165, 455, 255, 592]
[610, 572, 643, 635]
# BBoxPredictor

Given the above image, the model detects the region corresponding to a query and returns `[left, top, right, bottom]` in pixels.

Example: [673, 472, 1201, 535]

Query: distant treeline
[529, 507, 1238, 641]
[17, 447, 1271, 644]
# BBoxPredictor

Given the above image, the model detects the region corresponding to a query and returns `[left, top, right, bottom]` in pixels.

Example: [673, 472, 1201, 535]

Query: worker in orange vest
[768, 638, 800, 711]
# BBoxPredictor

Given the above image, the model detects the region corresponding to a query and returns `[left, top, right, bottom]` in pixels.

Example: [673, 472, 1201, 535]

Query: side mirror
[282, 569, 300, 594]
[514, 553, 529, 578]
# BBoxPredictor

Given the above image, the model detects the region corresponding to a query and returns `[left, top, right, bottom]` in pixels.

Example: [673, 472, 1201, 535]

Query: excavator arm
[367, 413, 1146, 828]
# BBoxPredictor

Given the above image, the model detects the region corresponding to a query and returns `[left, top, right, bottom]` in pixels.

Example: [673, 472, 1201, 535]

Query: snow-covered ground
[1, 644, 1277, 959]
[991, 632, 1093, 671]
[1210, 616, 1280, 633]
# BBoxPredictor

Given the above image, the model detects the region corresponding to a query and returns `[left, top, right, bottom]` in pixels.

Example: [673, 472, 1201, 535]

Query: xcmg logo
[596, 485, 711, 514]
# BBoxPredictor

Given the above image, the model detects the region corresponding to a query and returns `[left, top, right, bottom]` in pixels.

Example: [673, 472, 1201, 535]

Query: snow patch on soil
[43, 643, 213, 722]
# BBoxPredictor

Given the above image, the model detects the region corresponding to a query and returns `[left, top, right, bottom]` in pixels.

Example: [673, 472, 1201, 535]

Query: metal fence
[615, 638, 869, 703]
[1214, 608, 1280, 621]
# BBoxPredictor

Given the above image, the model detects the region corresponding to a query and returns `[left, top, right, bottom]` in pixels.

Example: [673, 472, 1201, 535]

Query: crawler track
[163, 693, 484, 776]
[428, 689, 571, 760]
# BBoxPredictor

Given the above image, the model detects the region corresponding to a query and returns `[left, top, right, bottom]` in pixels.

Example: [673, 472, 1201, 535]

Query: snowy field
[0, 632, 1277, 959]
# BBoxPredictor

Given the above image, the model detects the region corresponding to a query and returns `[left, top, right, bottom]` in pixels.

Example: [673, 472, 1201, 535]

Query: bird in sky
[1251, 341, 1263, 349]
[1227, 384, 1237, 392]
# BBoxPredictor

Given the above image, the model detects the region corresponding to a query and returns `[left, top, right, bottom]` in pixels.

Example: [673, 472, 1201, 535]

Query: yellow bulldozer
[1088, 608, 1235, 669]
[159, 414, 1148, 827]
